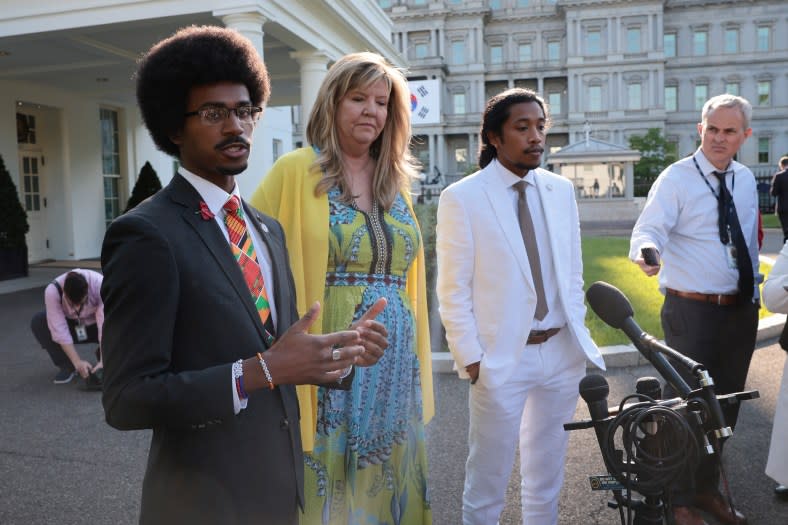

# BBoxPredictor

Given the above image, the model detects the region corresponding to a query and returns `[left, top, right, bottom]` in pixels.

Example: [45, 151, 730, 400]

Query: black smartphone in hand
[641, 247, 660, 266]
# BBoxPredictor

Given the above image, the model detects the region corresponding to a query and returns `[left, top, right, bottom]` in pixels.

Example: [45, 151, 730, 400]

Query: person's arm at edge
[763, 241, 788, 313]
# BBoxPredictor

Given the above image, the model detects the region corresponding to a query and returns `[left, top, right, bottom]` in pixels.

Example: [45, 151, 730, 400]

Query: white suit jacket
[436, 161, 605, 389]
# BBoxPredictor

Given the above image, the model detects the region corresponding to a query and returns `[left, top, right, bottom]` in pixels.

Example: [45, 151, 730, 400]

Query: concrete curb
[431, 313, 787, 374]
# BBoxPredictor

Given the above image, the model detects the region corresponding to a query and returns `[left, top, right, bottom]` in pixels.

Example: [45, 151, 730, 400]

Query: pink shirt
[44, 269, 104, 345]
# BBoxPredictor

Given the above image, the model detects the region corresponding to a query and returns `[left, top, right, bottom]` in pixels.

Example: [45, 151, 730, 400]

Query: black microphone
[636, 377, 662, 401]
[586, 281, 733, 442]
[585, 281, 692, 398]
[579, 373, 614, 469]
[635, 377, 662, 445]
[580, 373, 610, 422]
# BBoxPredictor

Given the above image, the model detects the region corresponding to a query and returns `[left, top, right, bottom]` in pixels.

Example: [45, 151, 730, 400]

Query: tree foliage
[0, 154, 29, 248]
[124, 161, 162, 213]
[628, 128, 677, 197]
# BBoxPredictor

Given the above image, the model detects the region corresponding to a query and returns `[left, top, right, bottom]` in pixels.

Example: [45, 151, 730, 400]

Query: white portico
[548, 132, 642, 222]
[0, 0, 399, 262]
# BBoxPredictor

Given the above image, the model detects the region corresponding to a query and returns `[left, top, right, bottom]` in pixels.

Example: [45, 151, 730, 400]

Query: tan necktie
[515, 180, 548, 320]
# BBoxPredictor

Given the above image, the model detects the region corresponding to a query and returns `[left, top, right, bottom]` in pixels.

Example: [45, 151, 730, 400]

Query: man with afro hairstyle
[100, 26, 386, 525]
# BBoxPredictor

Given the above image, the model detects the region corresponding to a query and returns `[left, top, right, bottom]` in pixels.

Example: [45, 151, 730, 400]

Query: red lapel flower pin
[198, 201, 214, 220]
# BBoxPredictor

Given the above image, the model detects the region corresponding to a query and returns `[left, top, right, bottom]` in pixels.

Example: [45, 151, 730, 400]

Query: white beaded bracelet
[256, 352, 275, 390]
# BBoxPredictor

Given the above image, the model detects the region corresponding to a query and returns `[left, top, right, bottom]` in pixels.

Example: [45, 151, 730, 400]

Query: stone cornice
[557, 0, 663, 7]
[665, 0, 755, 8]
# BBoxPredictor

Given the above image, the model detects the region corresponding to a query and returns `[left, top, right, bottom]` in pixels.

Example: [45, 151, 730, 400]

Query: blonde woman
[251, 52, 434, 524]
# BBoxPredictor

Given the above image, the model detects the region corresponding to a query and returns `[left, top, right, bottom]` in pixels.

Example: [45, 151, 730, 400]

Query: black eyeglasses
[184, 105, 263, 126]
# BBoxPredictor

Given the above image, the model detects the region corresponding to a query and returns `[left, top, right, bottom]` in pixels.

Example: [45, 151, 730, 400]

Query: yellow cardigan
[250, 147, 435, 452]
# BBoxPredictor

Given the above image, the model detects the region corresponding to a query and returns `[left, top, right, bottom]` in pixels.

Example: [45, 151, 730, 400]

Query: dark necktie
[515, 181, 548, 320]
[712, 171, 754, 302]
[223, 196, 276, 344]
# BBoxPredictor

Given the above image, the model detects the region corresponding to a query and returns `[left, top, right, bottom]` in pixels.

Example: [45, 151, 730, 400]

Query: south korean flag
[409, 79, 441, 125]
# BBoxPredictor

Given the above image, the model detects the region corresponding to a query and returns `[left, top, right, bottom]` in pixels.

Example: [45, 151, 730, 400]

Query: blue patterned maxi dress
[301, 187, 431, 525]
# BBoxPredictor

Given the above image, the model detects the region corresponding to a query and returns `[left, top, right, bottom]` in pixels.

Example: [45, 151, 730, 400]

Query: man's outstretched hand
[351, 297, 388, 367]
[253, 302, 364, 386]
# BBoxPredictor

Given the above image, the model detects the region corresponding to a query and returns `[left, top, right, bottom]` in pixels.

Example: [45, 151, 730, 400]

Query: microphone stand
[575, 281, 761, 524]
[629, 378, 664, 525]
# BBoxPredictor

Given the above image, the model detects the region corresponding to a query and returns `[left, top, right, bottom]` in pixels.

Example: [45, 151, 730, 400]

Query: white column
[429, 134, 436, 175]
[432, 29, 438, 56]
[219, 12, 267, 197]
[566, 19, 580, 57]
[608, 17, 613, 54]
[437, 133, 446, 179]
[402, 32, 409, 57]
[290, 50, 331, 143]
[625, 163, 634, 199]
[221, 13, 267, 59]
[571, 73, 578, 113]
[468, 133, 475, 168]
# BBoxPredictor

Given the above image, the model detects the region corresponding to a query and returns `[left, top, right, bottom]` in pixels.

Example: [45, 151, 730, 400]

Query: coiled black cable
[602, 394, 701, 496]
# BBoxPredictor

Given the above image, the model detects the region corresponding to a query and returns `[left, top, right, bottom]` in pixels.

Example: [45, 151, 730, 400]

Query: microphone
[636, 377, 661, 401]
[579, 373, 614, 469]
[585, 281, 692, 398]
[580, 373, 610, 422]
[586, 281, 733, 442]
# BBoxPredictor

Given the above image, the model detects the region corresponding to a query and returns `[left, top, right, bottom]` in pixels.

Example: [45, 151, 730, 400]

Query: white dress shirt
[629, 149, 760, 300]
[493, 159, 567, 331]
[180, 168, 277, 412]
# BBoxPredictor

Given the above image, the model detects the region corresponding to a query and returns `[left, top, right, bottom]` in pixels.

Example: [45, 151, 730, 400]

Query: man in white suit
[436, 88, 605, 525]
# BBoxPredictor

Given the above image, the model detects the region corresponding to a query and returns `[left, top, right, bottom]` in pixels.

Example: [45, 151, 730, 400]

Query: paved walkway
[1, 284, 786, 524]
[1, 225, 787, 523]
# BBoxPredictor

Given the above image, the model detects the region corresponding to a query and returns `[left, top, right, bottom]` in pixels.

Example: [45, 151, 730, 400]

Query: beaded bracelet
[232, 360, 248, 400]
[256, 352, 275, 390]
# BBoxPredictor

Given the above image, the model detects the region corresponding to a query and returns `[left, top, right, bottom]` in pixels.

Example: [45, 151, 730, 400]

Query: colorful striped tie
[223, 196, 276, 344]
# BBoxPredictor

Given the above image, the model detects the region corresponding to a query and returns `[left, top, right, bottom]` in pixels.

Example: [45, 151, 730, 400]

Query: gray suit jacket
[101, 174, 302, 525]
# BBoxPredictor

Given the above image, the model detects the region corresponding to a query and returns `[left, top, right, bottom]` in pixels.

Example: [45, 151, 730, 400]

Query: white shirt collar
[694, 148, 734, 178]
[491, 157, 535, 189]
[178, 167, 240, 215]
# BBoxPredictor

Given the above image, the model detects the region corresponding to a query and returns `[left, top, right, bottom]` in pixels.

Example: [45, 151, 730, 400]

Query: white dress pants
[766, 355, 788, 486]
[462, 329, 586, 525]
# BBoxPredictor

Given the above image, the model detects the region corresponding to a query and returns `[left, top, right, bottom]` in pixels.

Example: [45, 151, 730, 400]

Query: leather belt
[527, 327, 561, 345]
[666, 288, 738, 306]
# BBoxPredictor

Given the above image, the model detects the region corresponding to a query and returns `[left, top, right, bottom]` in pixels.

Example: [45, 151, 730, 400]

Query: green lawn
[412, 204, 775, 348]
[762, 213, 780, 229]
[582, 237, 773, 346]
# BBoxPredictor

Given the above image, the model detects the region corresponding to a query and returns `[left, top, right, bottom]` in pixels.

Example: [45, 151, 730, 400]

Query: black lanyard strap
[692, 155, 735, 201]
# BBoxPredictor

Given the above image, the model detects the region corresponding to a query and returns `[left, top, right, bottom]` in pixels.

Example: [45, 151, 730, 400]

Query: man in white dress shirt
[630, 94, 756, 525]
[436, 88, 604, 525]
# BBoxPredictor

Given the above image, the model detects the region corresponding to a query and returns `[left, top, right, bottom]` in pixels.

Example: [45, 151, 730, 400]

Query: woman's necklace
[344, 157, 374, 211]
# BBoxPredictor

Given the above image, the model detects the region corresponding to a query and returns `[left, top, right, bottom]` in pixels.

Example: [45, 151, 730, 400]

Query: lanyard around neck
[692, 155, 734, 201]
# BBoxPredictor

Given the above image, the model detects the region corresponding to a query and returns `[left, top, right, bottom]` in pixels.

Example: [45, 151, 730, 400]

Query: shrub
[125, 161, 162, 213]
[0, 154, 29, 249]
